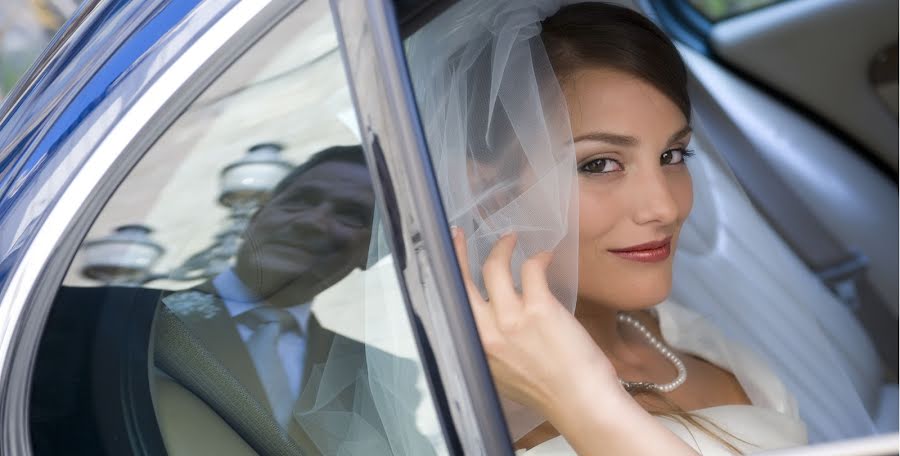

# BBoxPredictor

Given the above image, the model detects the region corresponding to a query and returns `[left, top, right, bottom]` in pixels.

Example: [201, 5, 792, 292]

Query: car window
[685, 0, 785, 21]
[29, 1, 450, 455]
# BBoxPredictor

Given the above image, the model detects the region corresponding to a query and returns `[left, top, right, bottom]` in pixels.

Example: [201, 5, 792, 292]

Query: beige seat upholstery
[153, 371, 257, 456]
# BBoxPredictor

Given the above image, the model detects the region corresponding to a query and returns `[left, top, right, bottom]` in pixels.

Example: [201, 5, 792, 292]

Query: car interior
[661, 0, 898, 428]
[657, 0, 898, 443]
[26, 0, 898, 455]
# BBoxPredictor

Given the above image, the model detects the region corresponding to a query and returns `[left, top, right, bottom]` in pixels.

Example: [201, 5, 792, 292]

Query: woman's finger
[452, 227, 497, 339]
[521, 251, 555, 302]
[482, 232, 522, 317]
[451, 227, 487, 303]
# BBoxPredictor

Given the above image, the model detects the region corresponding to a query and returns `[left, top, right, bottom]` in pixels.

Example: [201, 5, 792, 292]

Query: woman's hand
[452, 228, 699, 455]
[451, 228, 619, 416]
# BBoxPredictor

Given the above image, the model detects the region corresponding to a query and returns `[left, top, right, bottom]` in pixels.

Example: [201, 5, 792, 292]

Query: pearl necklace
[616, 313, 687, 393]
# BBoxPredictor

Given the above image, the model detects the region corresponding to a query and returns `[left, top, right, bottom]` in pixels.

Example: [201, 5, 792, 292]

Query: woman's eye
[661, 148, 695, 166]
[579, 158, 623, 174]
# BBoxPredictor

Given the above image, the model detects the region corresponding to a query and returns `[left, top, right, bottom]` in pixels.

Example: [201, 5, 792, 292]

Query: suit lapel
[292, 314, 436, 455]
[301, 314, 336, 387]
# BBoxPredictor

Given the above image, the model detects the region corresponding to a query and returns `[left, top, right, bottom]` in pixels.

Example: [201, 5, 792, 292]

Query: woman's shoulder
[652, 299, 802, 419]
[518, 406, 808, 456]
[658, 405, 808, 454]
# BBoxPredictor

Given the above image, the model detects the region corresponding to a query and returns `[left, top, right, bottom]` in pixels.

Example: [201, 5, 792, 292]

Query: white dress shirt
[214, 269, 311, 401]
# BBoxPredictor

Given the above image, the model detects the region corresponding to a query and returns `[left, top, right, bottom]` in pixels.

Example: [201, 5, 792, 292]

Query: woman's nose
[630, 167, 679, 226]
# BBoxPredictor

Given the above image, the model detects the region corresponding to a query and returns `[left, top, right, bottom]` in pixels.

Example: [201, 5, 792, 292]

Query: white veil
[406, 0, 580, 439]
[405, 0, 881, 445]
[405, 0, 580, 313]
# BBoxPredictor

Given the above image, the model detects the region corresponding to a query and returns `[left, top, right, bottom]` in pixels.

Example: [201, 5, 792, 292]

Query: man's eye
[661, 148, 695, 166]
[579, 158, 623, 174]
[336, 206, 371, 228]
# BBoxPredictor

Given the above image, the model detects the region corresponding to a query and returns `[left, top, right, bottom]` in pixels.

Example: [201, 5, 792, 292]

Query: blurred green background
[688, 0, 782, 21]
[0, 0, 77, 101]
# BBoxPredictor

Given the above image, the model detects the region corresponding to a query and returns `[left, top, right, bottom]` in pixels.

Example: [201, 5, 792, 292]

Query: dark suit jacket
[161, 285, 438, 455]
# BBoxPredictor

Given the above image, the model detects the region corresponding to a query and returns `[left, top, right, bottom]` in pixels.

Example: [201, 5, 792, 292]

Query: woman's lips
[608, 236, 672, 263]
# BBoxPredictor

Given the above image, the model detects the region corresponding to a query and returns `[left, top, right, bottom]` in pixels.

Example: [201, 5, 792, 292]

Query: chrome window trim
[0, 1, 306, 453]
[331, 0, 512, 454]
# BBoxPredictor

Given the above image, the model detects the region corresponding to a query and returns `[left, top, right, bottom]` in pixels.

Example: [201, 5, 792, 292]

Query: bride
[404, 1, 873, 454]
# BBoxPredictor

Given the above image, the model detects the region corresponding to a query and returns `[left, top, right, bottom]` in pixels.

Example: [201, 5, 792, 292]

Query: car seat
[673, 45, 897, 441]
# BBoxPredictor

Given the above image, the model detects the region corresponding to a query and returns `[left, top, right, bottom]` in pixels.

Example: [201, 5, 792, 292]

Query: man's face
[235, 160, 375, 298]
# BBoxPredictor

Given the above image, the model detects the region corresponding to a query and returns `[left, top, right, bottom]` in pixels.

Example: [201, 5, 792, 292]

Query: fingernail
[450, 226, 459, 238]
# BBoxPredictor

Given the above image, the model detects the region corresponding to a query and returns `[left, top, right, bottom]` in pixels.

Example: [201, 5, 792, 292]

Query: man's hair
[271, 144, 367, 197]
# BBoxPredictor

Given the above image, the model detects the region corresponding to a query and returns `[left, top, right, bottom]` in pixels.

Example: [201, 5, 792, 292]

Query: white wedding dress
[516, 300, 809, 455]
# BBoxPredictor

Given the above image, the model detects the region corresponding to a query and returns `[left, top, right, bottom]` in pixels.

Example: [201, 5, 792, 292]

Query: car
[0, 0, 895, 455]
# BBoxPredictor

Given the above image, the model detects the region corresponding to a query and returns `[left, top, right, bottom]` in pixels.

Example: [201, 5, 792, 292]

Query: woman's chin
[618, 293, 670, 311]
[577, 276, 673, 312]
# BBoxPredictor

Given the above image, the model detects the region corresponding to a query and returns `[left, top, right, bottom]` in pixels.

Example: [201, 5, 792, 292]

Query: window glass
[30, 1, 449, 455]
[686, 0, 785, 21]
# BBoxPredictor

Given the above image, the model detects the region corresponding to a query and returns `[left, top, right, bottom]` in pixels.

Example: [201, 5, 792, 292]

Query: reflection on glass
[47, 1, 450, 454]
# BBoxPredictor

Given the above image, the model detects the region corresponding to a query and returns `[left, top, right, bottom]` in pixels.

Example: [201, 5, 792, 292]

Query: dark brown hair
[541, 2, 691, 122]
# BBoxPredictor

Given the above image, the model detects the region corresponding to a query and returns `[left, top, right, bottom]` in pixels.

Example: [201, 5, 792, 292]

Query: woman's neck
[575, 301, 649, 368]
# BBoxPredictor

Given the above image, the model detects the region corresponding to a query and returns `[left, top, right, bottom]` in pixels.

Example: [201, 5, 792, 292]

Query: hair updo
[541, 2, 691, 121]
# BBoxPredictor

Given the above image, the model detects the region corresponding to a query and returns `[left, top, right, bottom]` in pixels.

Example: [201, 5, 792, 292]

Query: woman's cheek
[671, 168, 694, 222]
[576, 190, 619, 274]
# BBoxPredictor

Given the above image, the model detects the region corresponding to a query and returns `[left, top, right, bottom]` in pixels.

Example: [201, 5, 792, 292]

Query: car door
[0, 0, 508, 454]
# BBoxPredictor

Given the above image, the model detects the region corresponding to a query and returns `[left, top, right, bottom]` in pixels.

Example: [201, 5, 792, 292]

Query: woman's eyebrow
[571, 125, 692, 146]
[572, 132, 637, 146]
[668, 125, 692, 144]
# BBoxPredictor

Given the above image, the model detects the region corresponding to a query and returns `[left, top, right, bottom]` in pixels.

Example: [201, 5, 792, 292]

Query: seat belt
[153, 306, 308, 456]
[687, 79, 898, 374]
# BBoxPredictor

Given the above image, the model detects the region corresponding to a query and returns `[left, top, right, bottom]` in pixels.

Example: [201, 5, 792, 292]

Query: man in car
[163, 144, 433, 455]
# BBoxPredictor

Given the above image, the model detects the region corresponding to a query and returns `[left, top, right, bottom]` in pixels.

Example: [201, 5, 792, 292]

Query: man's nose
[630, 167, 679, 226]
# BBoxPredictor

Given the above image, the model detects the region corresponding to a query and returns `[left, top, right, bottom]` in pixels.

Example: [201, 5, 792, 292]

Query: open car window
[400, 0, 898, 454]
[30, 1, 451, 454]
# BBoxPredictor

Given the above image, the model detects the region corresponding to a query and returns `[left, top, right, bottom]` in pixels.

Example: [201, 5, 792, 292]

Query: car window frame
[2, 0, 505, 453]
[0, 1, 312, 454]
[331, 0, 513, 454]
[645, 0, 791, 55]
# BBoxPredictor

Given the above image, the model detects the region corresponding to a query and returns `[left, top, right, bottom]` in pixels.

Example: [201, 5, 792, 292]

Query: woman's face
[564, 68, 693, 312]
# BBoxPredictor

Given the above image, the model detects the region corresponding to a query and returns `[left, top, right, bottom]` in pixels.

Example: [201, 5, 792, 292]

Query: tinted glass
[30, 1, 449, 455]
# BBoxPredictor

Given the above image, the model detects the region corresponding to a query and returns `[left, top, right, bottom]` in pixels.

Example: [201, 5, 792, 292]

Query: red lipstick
[608, 236, 672, 263]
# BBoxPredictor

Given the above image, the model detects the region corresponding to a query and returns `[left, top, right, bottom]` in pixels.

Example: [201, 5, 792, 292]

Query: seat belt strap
[154, 306, 308, 456]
